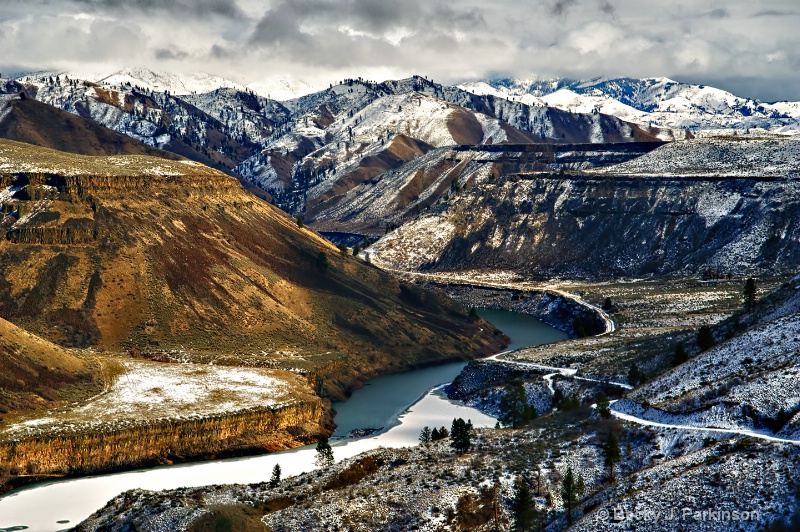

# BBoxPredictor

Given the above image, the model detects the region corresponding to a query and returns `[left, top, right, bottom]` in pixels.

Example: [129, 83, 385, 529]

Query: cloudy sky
[0, 0, 798, 101]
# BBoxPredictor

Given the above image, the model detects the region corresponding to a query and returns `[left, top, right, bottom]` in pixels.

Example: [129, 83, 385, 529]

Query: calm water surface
[0, 308, 567, 531]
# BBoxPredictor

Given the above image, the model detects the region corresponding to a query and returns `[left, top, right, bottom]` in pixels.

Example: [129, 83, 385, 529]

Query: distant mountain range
[2, 70, 661, 213]
[460, 76, 800, 133]
[12, 69, 799, 132]
[2, 68, 797, 225]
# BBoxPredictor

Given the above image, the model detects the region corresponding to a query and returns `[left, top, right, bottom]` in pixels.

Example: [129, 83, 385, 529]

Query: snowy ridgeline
[592, 137, 800, 177]
[461, 76, 800, 133]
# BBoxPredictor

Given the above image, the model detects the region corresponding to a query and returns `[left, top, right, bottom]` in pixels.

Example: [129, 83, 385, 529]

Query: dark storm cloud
[699, 8, 729, 19]
[246, 0, 488, 69]
[597, 0, 616, 16]
[752, 9, 799, 17]
[553, 0, 618, 18]
[552, 0, 577, 16]
[249, 0, 485, 46]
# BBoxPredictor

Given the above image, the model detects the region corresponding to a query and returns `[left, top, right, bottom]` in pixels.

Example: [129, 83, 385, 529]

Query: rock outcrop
[367, 138, 800, 279]
[0, 399, 326, 491]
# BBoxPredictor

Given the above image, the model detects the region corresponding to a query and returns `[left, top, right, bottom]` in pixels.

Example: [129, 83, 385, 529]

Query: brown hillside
[0, 140, 501, 399]
[0, 95, 274, 202]
[0, 317, 103, 422]
[0, 95, 182, 159]
[307, 134, 433, 216]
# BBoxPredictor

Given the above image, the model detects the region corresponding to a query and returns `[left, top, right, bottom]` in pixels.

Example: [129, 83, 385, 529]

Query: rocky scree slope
[308, 141, 663, 235]
[366, 137, 800, 279]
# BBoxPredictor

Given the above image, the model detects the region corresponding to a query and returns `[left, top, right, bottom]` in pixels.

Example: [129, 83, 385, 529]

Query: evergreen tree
[673, 343, 688, 366]
[431, 427, 440, 440]
[450, 418, 473, 455]
[743, 278, 757, 309]
[560, 394, 580, 410]
[552, 389, 564, 410]
[295, 216, 304, 228]
[561, 466, 585, 525]
[499, 381, 534, 429]
[628, 363, 645, 386]
[468, 306, 479, 322]
[315, 436, 334, 467]
[595, 392, 611, 419]
[603, 431, 621, 482]
[316, 251, 330, 273]
[697, 325, 715, 351]
[602, 297, 614, 311]
[269, 464, 281, 488]
[419, 426, 432, 444]
[512, 477, 538, 531]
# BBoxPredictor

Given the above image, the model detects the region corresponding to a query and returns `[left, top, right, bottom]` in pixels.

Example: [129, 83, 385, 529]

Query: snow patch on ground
[2, 360, 298, 438]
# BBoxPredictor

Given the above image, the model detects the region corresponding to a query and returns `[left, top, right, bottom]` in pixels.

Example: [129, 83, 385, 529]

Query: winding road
[363, 259, 617, 335]
[487, 350, 800, 444]
[609, 405, 800, 444]
[367, 259, 797, 444]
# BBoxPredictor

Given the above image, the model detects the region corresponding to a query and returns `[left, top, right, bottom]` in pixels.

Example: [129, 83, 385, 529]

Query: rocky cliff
[367, 137, 800, 279]
[0, 139, 503, 491]
[0, 140, 499, 370]
[0, 399, 326, 492]
[308, 142, 664, 234]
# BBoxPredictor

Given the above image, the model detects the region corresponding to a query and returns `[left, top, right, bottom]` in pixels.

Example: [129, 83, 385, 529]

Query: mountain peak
[98, 68, 246, 95]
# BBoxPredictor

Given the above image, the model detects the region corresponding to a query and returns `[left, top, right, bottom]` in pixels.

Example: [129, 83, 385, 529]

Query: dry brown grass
[0, 140, 499, 403]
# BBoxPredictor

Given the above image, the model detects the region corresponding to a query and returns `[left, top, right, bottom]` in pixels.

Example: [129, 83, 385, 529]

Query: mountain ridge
[460, 76, 800, 133]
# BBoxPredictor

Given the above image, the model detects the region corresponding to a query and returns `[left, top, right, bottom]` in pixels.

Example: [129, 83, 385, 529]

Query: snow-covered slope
[9, 70, 659, 217]
[247, 76, 327, 101]
[619, 280, 800, 439]
[366, 136, 800, 278]
[463, 76, 800, 133]
[592, 137, 800, 177]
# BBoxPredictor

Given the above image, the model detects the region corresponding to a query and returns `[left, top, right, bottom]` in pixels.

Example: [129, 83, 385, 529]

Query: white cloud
[0, 0, 797, 102]
[566, 22, 624, 55]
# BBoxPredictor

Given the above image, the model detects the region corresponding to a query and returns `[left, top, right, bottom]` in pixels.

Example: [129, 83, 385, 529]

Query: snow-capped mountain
[234, 75, 659, 212]
[5, 70, 661, 218]
[98, 67, 247, 95]
[13, 68, 321, 101]
[461, 77, 800, 133]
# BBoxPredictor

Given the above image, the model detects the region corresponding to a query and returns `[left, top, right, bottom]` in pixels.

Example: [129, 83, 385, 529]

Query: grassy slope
[0, 96, 182, 160]
[0, 317, 103, 423]
[0, 140, 502, 400]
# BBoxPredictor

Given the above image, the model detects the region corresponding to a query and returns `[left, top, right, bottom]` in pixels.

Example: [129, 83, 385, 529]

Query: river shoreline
[1, 278, 608, 496]
[0, 308, 568, 530]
